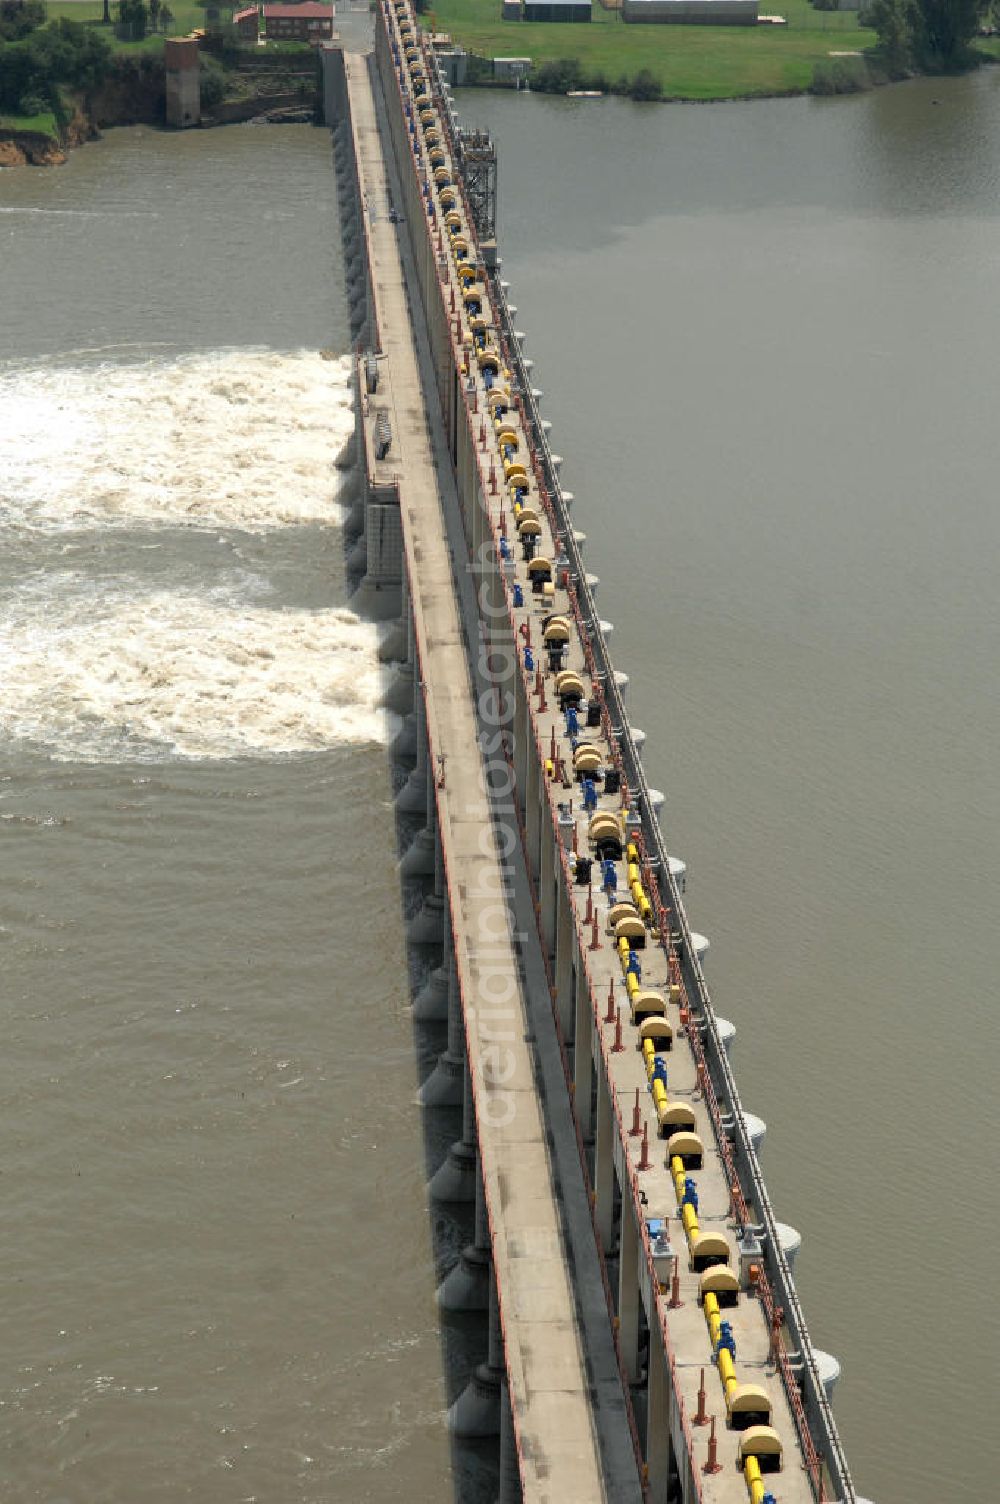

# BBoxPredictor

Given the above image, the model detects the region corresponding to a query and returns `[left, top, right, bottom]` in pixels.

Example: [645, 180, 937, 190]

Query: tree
[865, 0, 911, 67]
[866, 0, 988, 63]
[198, 51, 225, 110]
[627, 67, 661, 100]
[48, 18, 113, 90]
[158, 3, 173, 29]
[0, 17, 110, 113]
[0, 0, 48, 42]
[532, 57, 583, 93]
[116, 0, 148, 38]
[906, 0, 986, 60]
[148, 0, 159, 28]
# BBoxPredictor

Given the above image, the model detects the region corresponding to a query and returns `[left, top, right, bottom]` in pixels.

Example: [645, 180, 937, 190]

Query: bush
[463, 51, 492, 84]
[811, 54, 873, 91]
[199, 52, 226, 110]
[0, 16, 111, 114]
[116, 0, 147, 39]
[531, 55, 582, 93]
[627, 67, 661, 100]
[0, 0, 47, 42]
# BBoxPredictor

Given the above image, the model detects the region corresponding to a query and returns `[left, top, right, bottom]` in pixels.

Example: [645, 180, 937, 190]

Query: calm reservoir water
[3, 60, 1000, 1504]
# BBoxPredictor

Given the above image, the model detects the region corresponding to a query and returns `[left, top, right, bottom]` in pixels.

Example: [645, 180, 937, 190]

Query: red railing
[368, 9, 842, 1496]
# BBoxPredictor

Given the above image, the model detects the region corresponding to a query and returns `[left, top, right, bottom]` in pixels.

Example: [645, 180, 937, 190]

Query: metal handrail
[486, 274, 857, 1504]
[385, 24, 857, 1501]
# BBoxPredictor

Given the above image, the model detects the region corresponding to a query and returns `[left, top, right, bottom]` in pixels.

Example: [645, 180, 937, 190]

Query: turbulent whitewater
[0, 348, 356, 533]
[0, 348, 393, 759]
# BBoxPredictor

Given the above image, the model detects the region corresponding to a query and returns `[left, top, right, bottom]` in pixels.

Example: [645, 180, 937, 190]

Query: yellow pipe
[717, 1348, 736, 1389]
[627, 862, 640, 886]
[745, 1457, 764, 1504]
[670, 1155, 685, 1179]
[681, 1203, 699, 1243]
[626, 973, 640, 1001]
[652, 1079, 667, 1107]
[626, 841, 639, 863]
[708, 1310, 722, 1349]
[703, 1291, 719, 1318]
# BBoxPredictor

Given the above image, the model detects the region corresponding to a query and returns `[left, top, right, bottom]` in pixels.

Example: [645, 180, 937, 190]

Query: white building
[622, 0, 758, 22]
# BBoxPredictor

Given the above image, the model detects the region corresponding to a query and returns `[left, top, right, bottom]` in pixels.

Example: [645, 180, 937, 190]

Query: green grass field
[0, 107, 60, 135]
[428, 0, 879, 98]
[43, 4, 316, 56]
[45, 0, 208, 52]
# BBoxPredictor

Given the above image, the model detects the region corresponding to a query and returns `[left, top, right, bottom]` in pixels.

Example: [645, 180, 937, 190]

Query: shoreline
[2, 43, 995, 168]
[0, 93, 318, 168]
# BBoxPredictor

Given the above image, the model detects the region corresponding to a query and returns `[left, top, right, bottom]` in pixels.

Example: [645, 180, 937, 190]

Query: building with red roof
[232, 1, 335, 41]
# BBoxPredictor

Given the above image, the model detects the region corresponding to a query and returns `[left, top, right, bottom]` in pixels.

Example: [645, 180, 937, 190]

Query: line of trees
[0, 13, 112, 116]
[116, 0, 175, 42]
[863, 0, 990, 69]
[509, 56, 663, 100]
[0, 0, 47, 41]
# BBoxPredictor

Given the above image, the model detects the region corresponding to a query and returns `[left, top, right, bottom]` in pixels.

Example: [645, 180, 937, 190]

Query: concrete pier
[332, 45, 640, 1500]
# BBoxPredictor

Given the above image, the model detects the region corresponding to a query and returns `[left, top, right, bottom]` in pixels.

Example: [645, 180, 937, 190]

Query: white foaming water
[0, 347, 390, 759]
[0, 349, 355, 532]
[0, 572, 394, 760]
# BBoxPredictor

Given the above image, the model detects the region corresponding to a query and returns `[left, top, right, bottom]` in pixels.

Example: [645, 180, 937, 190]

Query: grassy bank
[45, 0, 207, 51]
[0, 107, 60, 136]
[431, 0, 878, 98]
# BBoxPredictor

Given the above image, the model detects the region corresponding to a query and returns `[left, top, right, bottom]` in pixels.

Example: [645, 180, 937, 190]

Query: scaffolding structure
[456, 128, 498, 242]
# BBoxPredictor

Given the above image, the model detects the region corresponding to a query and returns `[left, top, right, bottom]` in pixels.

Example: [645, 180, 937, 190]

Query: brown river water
[3, 60, 1000, 1504]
